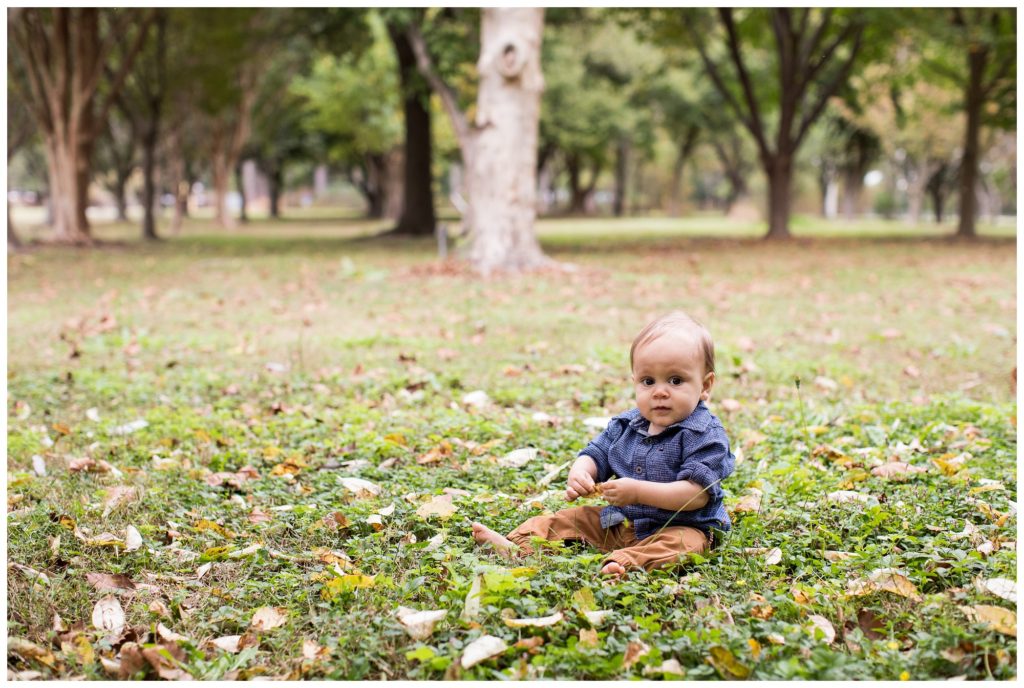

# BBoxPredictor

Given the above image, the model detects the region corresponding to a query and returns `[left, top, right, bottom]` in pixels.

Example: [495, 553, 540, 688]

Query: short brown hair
[630, 311, 715, 375]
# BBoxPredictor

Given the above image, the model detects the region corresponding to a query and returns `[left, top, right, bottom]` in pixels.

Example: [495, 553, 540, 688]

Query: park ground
[6, 213, 1018, 679]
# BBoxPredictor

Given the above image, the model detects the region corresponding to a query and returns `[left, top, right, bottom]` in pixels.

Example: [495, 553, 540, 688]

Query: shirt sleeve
[676, 425, 735, 503]
[578, 418, 627, 482]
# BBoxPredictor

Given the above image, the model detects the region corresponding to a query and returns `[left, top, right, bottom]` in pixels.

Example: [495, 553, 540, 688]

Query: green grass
[7, 214, 1017, 679]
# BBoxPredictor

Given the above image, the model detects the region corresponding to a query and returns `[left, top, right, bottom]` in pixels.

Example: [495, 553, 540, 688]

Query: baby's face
[632, 331, 714, 432]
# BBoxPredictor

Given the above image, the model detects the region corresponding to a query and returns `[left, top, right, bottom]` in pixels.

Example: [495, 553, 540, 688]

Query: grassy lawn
[6, 214, 1017, 679]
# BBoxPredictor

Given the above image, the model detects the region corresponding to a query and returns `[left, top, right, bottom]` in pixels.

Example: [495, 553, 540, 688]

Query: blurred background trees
[7, 7, 1017, 257]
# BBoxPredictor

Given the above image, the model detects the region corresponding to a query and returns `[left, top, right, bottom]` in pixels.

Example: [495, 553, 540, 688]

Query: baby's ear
[700, 371, 716, 400]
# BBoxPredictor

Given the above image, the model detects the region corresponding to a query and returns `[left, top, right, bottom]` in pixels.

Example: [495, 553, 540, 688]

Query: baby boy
[472, 311, 735, 576]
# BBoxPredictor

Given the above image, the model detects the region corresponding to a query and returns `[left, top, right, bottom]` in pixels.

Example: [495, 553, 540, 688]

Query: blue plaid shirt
[578, 402, 734, 541]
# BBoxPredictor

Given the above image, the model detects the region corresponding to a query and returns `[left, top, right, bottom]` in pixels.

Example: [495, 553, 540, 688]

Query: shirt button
[635, 466, 643, 474]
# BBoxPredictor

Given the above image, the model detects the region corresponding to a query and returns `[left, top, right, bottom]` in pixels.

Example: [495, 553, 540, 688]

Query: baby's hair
[630, 311, 715, 376]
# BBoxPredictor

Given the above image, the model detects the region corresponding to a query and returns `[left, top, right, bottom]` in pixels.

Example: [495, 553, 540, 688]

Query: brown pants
[506, 506, 708, 572]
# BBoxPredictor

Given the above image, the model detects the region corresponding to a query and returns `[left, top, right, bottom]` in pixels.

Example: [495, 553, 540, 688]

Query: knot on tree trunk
[496, 39, 527, 79]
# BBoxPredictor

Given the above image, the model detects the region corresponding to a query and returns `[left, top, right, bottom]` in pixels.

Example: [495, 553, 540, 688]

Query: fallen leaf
[302, 639, 328, 660]
[826, 490, 876, 505]
[578, 628, 599, 648]
[503, 611, 563, 628]
[974, 578, 1016, 603]
[367, 514, 384, 530]
[958, 605, 1016, 636]
[378, 503, 396, 516]
[732, 489, 763, 513]
[125, 525, 142, 551]
[460, 574, 483, 622]
[111, 419, 148, 435]
[515, 635, 545, 652]
[460, 634, 508, 669]
[814, 376, 838, 391]
[644, 659, 685, 677]
[8, 637, 57, 668]
[847, 568, 921, 601]
[583, 609, 612, 626]
[416, 494, 457, 520]
[156, 623, 188, 642]
[9, 562, 50, 585]
[871, 462, 927, 478]
[623, 640, 651, 669]
[68, 456, 97, 472]
[707, 645, 750, 679]
[86, 572, 136, 592]
[339, 477, 381, 499]
[31, 455, 46, 476]
[226, 543, 262, 559]
[742, 546, 781, 565]
[248, 508, 272, 524]
[101, 486, 137, 518]
[196, 562, 213, 579]
[92, 596, 126, 633]
[210, 635, 242, 653]
[807, 614, 836, 644]
[823, 551, 853, 562]
[461, 390, 491, 408]
[498, 447, 539, 468]
[719, 398, 742, 413]
[250, 606, 288, 631]
[61, 633, 95, 665]
[396, 606, 448, 640]
[418, 441, 454, 465]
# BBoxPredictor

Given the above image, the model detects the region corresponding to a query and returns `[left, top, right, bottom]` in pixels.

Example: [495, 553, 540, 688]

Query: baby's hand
[566, 466, 596, 501]
[600, 478, 640, 507]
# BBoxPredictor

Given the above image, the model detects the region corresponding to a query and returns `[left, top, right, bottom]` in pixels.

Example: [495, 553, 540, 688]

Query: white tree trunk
[465, 8, 549, 275]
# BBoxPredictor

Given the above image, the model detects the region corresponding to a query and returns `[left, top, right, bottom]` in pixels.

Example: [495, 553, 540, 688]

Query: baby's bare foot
[471, 523, 516, 558]
[600, 561, 627, 578]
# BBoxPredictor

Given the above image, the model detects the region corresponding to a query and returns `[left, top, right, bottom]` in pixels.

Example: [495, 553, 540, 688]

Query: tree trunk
[268, 163, 283, 218]
[957, 47, 986, 239]
[360, 155, 387, 219]
[566, 154, 587, 214]
[212, 144, 235, 229]
[44, 134, 94, 245]
[141, 122, 159, 239]
[612, 136, 629, 217]
[926, 162, 950, 223]
[764, 153, 793, 239]
[8, 205, 22, 249]
[388, 23, 436, 235]
[114, 174, 129, 221]
[384, 148, 404, 221]
[841, 168, 864, 219]
[235, 160, 248, 224]
[669, 126, 701, 217]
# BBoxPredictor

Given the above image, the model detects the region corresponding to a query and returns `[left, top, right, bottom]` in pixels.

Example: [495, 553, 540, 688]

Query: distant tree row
[7, 8, 1015, 263]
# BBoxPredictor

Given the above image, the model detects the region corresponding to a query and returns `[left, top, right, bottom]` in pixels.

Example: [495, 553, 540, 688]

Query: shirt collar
[628, 401, 711, 435]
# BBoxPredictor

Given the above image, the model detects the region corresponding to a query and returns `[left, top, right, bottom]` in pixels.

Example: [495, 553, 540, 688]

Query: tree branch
[795, 24, 865, 149]
[95, 10, 156, 128]
[405, 20, 472, 158]
[719, 9, 771, 159]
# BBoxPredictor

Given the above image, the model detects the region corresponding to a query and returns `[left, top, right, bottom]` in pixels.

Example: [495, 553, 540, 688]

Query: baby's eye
[640, 377, 654, 386]
[669, 377, 683, 385]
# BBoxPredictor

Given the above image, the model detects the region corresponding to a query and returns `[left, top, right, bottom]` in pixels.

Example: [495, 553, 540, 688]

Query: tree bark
[235, 160, 249, 224]
[268, 163, 283, 218]
[956, 46, 986, 238]
[612, 136, 629, 217]
[407, 8, 548, 274]
[765, 153, 793, 239]
[668, 125, 701, 217]
[388, 23, 436, 235]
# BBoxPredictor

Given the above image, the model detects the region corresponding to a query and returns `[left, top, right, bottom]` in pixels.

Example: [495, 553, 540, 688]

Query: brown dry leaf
[9, 562, 50, 585]
[251, 606, 288, 631]
[959, 605, 1017, 636]
[732, 489, 763, 514]
[622, 640, 651, 669]
[8, 637, 57, 668]
[141, 642, 193, 680]
[314, 548, 351, 567]
[149, 600, 171, 618]
[86, 572, 136, 592]
[418, 441, 454, 465]
[270, 455, 307, 477]
[68, 456, 97, 472]
[750, 601, 775, 620]
[847, 568, 921, 601]
[871, 462, 927, 479]
[823, 551, 853, 562]
[578, 628, 599, 648]
[322, 511, 350, 530]
[101, 486, 137, 518]
[416, 494, 457, 520]
[807, 614, 836, 644]
[92, 596, 126, 633]
[248, 508, 272, 524]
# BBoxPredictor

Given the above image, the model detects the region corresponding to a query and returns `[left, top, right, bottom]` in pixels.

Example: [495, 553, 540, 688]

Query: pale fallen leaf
[156, 623, 188, 642]
[251, 606, 288, 631]
[227, 543, 262, 559]
[125, 526, 142, 552]
[826, 490, 877, 505]
[7, 637, 56, 668]
[460, 574, 483, 622]
[416, 494, 457, 520]
[460, 634, 508, 669]
[424, 532, 445, 552]
[9, 562, 50, 585]
[462, 390, 491, 408]
[302, 639, 327, 660]
[396, 606, 448, 640]
[814, 376, 838, 391]
[86, 407, 101, 422]
[847, 568, 921, 601]
[959, 604, 1016, 636]
[742, 546, 781, 565]
[975, 578, 1016, 603]
[378, 503, 396, 517]
[92, 596, 126, 633]
[766, 633, 785, 645]
[732, 489, 763, 513]
[339, 477, 382, 498]
[196, 563, 213, 579]
[644, 659, 685, 677]
[111, 419, 148, 435]
[807, 614, 836, 644]
[68, 456, 97, 472]
[579, 628, 599, 648]
[503, 611, 563, 628]
[583, 609, 612, 626]
[537, 461, 571, 488]
[583, 417, 611, 431]
[823, 551, 853, 562]
[367, 514, 384, 530]
[31, 455, 46, 476]
[871, 462, 927, 478]
[211, 635, 242, 653]
[101, 486, 137, 518]
[498, 447, 538, 468]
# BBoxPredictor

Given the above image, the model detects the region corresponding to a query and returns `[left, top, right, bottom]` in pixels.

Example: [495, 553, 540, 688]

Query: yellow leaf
[959, 605, 1017, 636]
[8, 637, 57, 668]
[707, 645, 751, 680]
[748, 638, 762, 660]
[322, 574, 375, 600]
[416, 494, 457, 520]
[384, 433, 408, 447]
[847, 569, 921, 601]
[195, 519, 235, 538]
